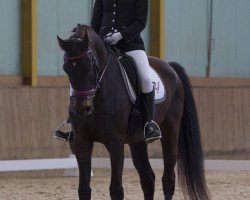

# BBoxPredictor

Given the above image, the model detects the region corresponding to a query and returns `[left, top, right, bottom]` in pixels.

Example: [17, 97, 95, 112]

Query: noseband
[67, 46, 109, 99]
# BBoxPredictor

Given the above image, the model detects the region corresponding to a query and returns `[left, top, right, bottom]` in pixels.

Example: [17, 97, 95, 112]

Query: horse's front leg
[74, 135, 94, 200]
[105, 139, 125, 200]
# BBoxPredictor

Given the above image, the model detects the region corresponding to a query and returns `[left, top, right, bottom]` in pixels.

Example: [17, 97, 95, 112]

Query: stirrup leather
[53, 121, 73, 142]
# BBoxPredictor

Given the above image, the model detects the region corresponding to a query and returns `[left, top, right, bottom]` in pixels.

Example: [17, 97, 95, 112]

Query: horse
[57, 24, 210, 200]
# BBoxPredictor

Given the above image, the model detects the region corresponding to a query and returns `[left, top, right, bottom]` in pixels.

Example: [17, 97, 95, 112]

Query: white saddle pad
[120, 64, 166, 104]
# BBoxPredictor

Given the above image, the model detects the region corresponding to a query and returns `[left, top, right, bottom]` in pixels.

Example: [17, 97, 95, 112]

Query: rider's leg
[125, 50, 161, 142]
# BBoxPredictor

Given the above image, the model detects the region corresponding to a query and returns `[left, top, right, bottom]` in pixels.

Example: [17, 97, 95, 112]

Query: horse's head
[57, 24, 107, 117]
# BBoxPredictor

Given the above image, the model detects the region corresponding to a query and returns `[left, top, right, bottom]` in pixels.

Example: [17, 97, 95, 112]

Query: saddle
[111, 47, 141, 103]
[111, 47, 166, 105]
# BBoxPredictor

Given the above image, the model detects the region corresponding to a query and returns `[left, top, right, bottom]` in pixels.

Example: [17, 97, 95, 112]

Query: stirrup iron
[53, 121, 72, 142]
[144, 120, 162, 143]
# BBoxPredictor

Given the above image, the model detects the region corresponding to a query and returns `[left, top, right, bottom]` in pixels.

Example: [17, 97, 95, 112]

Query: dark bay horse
[57, 24, 210, 200]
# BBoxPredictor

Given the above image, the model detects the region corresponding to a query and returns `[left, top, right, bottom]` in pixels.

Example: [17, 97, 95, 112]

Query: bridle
[66, 45, 110, 99]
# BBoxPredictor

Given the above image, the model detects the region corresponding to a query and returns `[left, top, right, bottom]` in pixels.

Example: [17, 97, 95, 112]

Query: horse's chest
[75, 115, 127, 139]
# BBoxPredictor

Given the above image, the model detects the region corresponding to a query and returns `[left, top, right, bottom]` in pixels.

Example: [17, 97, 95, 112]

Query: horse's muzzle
[72, 98, 94, 117]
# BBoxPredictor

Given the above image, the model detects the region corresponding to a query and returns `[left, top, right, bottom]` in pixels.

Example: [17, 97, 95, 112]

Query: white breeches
[125, 50, 153, 93]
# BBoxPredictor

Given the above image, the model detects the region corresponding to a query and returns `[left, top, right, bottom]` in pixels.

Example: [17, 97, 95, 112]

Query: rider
[54, 0, 161, 143]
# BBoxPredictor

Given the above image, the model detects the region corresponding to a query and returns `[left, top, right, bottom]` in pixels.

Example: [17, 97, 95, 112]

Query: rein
[68, 47, 110, 98]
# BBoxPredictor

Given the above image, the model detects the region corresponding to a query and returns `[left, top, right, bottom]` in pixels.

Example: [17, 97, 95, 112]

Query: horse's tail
[169, 62, 210, 200]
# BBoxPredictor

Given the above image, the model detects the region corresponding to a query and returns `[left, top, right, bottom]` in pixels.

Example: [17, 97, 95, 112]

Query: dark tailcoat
[91, 0, 148, 52]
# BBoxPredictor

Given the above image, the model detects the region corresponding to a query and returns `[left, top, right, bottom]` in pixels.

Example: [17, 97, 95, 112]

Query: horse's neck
[92, 34, 108, 69]
[97, 47, 108, 68]
[101, 53, 118, 88]
[94, 53, 131, 116]
[99, 53, 128, 99]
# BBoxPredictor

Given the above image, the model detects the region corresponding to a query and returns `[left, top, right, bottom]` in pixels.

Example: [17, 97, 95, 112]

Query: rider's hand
[104, 32, 122, 45]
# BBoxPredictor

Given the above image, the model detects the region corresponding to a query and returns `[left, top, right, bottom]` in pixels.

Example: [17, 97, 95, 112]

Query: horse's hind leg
[129, 142, 155, 200]
[161, 104, 182, 200]
[161, 125, 178, 200]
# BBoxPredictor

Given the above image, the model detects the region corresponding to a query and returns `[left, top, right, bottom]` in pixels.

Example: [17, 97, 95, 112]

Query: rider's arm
[91, 0, 103, 34]
[120, 0, 148, 43]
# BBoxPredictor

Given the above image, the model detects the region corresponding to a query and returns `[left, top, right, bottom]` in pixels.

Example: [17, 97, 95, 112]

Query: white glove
[104, 32, 122, 45]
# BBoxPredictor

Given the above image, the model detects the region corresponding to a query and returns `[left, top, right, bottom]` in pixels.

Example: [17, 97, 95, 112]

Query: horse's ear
[57, 36, 69, 51]
[77, 29, 90, 50]
[84, 29, 90, 44]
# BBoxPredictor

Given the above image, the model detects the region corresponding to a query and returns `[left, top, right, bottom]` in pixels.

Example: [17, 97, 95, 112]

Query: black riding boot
[53, 119, 74, 143]
[141, 89, 162, 143]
